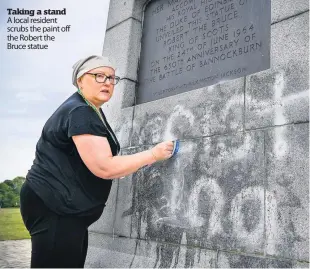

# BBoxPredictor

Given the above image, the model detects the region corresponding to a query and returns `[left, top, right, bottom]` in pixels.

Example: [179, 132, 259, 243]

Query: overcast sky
[0, 0, 111, 182]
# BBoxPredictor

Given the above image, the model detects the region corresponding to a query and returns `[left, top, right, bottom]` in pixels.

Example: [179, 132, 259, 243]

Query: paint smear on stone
[230, 186, 264, 248]
[164, 105, 195, 141]
[188, 177, 225, 234]
[265, 190, 278, 255]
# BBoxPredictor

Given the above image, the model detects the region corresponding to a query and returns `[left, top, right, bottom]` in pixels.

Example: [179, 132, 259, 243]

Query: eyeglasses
[85, 72, 120, 85]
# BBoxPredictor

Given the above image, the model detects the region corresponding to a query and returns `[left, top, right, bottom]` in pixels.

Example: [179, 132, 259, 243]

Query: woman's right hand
[150, 141, 174, 162]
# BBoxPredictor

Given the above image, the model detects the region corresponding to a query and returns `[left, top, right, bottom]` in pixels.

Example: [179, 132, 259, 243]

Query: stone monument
[85, 0, 309, 268]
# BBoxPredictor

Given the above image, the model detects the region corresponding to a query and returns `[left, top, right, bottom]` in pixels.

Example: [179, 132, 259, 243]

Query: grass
[0, 208, 30, 240]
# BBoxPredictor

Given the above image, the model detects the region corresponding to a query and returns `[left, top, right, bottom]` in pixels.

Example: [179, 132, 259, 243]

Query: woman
[20, 55, 174, 268]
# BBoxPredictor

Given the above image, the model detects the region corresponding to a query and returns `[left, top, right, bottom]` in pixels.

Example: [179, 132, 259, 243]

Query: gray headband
[72, 55, 116, 88]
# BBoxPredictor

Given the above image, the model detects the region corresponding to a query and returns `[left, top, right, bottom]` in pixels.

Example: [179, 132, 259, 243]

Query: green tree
[11, 177, 26, 194]
[0, 176, 25, 208]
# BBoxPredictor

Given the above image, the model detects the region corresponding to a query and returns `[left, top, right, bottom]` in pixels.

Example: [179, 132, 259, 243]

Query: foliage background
[0, 177, 25, 208]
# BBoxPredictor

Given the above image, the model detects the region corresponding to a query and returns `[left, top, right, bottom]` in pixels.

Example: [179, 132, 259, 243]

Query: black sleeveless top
[26, 91, 120, 216]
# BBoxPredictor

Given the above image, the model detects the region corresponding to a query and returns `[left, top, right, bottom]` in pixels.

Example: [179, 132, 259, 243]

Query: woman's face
[77, 66, 116, 106]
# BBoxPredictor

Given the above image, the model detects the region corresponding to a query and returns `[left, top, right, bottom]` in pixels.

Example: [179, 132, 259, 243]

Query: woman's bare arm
[72, 134, 173, 179]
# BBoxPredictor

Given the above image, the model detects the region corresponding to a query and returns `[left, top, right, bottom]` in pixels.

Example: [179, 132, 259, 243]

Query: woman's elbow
[100, 171, 115, 179]
[89, 168, 114, 180]
[96, 161, 116, 179]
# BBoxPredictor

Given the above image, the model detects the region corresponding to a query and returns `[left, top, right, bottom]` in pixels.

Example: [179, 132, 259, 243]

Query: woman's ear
[77, 77, 83, 89]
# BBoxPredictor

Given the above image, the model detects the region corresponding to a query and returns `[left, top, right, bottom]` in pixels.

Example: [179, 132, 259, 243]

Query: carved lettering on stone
[137, 0, 271, 104]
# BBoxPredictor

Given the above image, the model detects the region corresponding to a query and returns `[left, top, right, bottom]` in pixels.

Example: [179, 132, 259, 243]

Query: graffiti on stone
[163, 105, 195, 141]
[132, 112, 167, 145]
[119, 69, 308, 266]
[131, 83, 244, 146]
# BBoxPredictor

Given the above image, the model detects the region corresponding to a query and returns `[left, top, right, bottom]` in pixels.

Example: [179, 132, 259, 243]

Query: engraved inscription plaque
[136, 0, 271, 104]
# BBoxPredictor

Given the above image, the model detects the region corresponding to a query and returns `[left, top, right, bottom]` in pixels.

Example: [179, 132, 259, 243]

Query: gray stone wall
[85, 0, 309, 268]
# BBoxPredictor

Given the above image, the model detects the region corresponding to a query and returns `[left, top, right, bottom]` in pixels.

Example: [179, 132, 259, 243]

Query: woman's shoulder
[44, 92, 91, 126]
[58, 92, 90, 114]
